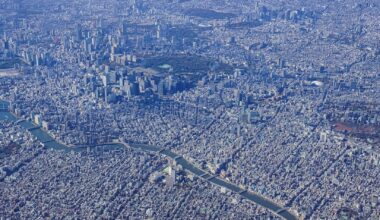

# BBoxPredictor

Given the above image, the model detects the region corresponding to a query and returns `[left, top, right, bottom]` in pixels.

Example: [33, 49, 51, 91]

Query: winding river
[0, 100, 298, 220]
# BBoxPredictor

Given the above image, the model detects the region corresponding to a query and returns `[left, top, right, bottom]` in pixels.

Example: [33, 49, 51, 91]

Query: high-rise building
[166, 165, 176, 188]
[320, 131, 328, 143]
[34, 114, 42, 125]
[158, 80, 166, 97]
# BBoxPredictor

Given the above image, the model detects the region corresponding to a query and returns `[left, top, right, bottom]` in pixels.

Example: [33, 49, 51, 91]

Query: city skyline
[0, 0, 379, 219]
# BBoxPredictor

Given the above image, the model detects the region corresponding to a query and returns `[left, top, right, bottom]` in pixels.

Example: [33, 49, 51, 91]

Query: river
[0, 99, 298, 220]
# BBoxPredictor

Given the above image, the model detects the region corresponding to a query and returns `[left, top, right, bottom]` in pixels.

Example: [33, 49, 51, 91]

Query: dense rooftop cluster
[0, 0, 379, 219]
[0, 122, 275, 219]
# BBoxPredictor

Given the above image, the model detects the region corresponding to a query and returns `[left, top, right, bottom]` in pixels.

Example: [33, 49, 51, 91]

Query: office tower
[166, 165, 176, 188]
[320, 132, 328, 143]
[158, 80, 166, 97]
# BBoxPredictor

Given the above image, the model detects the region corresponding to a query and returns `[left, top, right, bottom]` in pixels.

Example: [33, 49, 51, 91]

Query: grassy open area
[142, 55, 233, 74]
[185, 8, 237, 20]
[0, 58, 22, 69]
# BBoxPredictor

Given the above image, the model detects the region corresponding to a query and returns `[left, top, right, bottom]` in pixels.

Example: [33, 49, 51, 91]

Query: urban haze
[0, 0, 379, 219]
